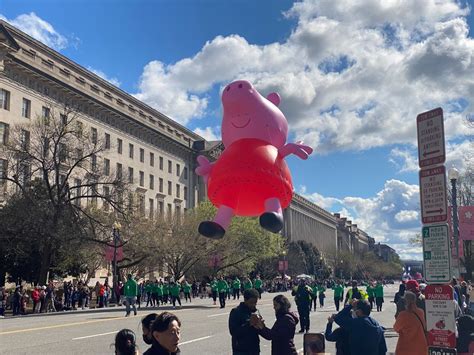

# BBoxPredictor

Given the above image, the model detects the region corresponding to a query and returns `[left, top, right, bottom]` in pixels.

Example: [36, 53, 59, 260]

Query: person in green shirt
[375, 281, 384, 312]
[169, 281, 181, 308]
[217, 276, 229, 308]
[254, 275, 263, 299]
[232, 277, 241, 300]
[123, 274, 138, 317]
[332, 281, 344, 311]
[162, 282, 170, 305]
[210, 278, 218, 305]
[145, 281, 153, 307]
[311, 282, 318, 311]
[366, 282, 376, 310]
[243, 278, 253, 290]
[182, 281, 192, 303]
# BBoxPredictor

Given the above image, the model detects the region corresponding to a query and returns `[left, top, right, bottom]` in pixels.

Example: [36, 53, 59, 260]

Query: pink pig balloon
[195, 80, 313, 239]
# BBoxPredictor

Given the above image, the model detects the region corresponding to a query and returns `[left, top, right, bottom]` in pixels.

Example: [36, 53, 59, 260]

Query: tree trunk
[38, 240, 53, 285]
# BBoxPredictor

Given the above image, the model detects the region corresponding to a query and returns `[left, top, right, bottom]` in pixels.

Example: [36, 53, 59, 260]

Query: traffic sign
[425, 285, 456, 349]
[419, 166, 448, 224]
[429, 347, 457, 355]
[417, 107, 445, 168]
[423, 224, 451, 284]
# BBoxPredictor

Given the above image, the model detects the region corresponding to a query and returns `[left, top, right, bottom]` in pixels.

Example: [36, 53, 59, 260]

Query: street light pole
[111, 221, 121, 304]
[448, 167, 460, 275]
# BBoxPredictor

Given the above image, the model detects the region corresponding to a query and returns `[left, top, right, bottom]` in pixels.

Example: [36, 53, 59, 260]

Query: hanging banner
[459, 206, 474, 240]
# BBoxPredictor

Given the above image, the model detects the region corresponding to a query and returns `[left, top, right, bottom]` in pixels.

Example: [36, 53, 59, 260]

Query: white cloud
[87, 67, 121, 88]
[389, 147, 419, 173]
[193, 126, 221, 141]
[298, 185, 342, 209]
[395, 210, 419, 223]
[133, 0, 472, 154]
[1, 12, 68, 50]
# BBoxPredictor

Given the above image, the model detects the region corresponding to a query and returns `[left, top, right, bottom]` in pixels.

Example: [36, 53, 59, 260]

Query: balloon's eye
[226, 86, 231, 91]
[238, 83, 243, 89]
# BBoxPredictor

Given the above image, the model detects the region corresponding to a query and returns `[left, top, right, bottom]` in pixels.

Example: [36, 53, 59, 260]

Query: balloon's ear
[267, 92, 281, 107]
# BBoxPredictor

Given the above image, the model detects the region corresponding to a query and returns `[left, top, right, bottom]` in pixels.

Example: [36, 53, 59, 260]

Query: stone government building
[0, 20, 397, 268]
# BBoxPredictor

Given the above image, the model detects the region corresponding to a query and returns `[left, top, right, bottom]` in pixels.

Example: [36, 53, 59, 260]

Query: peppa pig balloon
[195, 80, 313, 239]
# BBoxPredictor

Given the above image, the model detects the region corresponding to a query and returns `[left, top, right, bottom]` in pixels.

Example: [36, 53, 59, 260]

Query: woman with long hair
[394, 291, 428, 355]
[254, 294, 299, 355]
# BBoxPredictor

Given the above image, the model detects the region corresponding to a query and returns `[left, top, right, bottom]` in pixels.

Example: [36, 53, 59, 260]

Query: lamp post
[448, 167, 460, 275]
[111, 221, 121, 304]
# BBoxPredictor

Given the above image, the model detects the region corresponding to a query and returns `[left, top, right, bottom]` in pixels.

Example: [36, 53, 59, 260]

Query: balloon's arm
[195, 155, 214, 183]
[278, 142, 313, 160]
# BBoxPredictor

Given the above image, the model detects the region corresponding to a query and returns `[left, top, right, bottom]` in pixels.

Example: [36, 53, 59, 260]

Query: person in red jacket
[32, 286, 40, 313]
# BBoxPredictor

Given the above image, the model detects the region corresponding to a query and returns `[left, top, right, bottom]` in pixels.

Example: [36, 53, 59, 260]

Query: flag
[459, 206, 474, 240]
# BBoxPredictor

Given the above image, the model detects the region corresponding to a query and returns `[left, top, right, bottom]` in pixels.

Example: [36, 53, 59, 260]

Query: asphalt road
[0, 284, 400, 354]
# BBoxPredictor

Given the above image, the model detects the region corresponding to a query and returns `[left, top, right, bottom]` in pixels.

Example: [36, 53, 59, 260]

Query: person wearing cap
[344, 280, 368, 306]
[395, 280, 425, 318]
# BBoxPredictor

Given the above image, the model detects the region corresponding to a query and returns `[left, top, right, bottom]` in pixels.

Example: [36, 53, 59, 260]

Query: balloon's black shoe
[199, 221, 226, 239]
[259, 212, 284, 233]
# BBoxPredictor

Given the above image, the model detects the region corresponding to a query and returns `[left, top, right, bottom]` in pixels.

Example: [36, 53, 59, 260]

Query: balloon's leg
[198, 205, 233, 239]
[259, 197, 284, 233]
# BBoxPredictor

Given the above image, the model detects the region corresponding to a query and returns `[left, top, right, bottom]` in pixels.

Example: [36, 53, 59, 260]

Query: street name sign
[428, 347, 457, 355]
[420, 166, 448, 224]
[423, 224, 451, 284]
[417, 107, 446, 168]
[425, 285, 456, 349]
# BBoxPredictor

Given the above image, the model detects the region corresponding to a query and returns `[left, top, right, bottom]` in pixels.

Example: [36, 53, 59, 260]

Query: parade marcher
[145, 281, 154, 307]
[393, 291, 428, 355]
[233, 277, 241, 300]
[144, 311, 181, 355]
[124, 274, 138, 317]
[366, 282, 376, 310]
[227, 278, 233, 300]
[182, 281, 191, 303]
[191, 281, 198, 299]
[310, 282, 318, 312]
[114, 328, 139, 355]
[374, 281, 384, 312]
[253, 294, 298, 355]
[292, 279, 312, 333]
[163, 281, 170, 305]
[229, 288, 261, 355]
[137, 282, 143, 309]
[170, 281, 182, 309]
[210, 278, 218, 305]
[218, 276, 229, 309]
[334, 299, 387, 355]
[254, 275, 263, 299]
[333, 281, 344, 312]
[343, 280, 367, 305]
[244, 277, 253, 291]
[393, 283, 406, 305]
[141, 313, 159, 347]
[318, 284, 326, 308]
[325, 314, 350, 355]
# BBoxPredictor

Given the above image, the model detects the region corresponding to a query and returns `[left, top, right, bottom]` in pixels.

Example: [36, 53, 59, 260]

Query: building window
[168, 160, 172, 174]
[105, 133, 110, 149]
[139, 171, 144, 187]
[20, 130, 30, 150]
[104, 158, 110, 176]
[116, 163, 123, 180]
[175, 205, 181, 218]
[60, 113, 67, 126]
[22, 98, 31, 118]
[0, 159, 8, 182]
[91, 127, 98, 144]
[129, 143, 134, 159]
[184, 186, 187, 201]
[0, 122, 9, 145]
[117, 138, 123, 154]
[177, 164, 180, 177]
[75, 121, 83, 137]
[0, 89, 10, 110]
[159, 178, 163, 193]
[139, 195, 145, 216]
[103, 186, 110, 211]
[149, 198, 154, 219]
[128, 167, 134, 184]
[42, 106, 50, 124]
[167, 203, 172, 217]
[176, 184, 180, 198]
[149, 174, 154, 190]
[168, 181, 172, 195]
[150, 152, 154, 167]
[91, 154, 97, 171]
[140, 148, 144, 163]
[158, 200, 164, 217]
[159, 156, 163, 170]
[184, 167, 188, 180]
[19, 163, 30, 186]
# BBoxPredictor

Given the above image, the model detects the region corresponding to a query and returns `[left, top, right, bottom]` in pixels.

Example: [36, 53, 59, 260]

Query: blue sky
[1, 0, 473, 259]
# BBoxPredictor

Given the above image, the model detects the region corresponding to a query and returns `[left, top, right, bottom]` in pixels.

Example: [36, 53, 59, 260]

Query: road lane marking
[207, 312, 229, 318]
[72, 330, 119, 340]
[180, 335, 213, 345]
[0, 316, 125, 335]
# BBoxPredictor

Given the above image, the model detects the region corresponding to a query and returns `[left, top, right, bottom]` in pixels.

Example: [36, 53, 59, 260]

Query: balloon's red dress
[207, 138, 293, 216]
